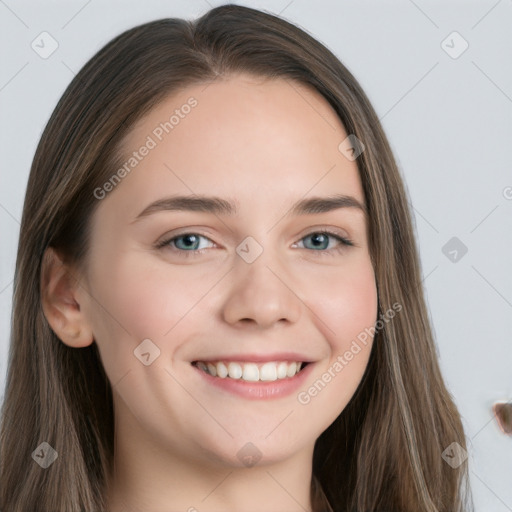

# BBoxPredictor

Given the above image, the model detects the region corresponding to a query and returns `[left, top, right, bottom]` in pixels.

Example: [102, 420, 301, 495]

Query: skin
[41, 73, 378, 512]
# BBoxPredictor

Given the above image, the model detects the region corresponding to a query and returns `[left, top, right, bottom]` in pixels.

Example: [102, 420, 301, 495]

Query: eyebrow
[132, 193, 367, 223]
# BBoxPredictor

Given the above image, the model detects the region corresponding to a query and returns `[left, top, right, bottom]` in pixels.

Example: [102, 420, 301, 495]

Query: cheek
[90, 252, 208, 331]
[307, 257, 378, 349]
[84, 253, 216, 378]
[296, 261, 377, 426]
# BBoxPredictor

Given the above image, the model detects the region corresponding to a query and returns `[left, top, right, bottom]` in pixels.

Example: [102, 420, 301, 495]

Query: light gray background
[1, 0, 511, 509]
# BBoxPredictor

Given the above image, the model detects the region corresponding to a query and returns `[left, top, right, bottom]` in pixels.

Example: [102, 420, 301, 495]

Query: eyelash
[155, 230, 354, 258]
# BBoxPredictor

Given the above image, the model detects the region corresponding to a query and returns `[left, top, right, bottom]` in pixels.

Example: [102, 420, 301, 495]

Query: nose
[221, 248, 302, 329]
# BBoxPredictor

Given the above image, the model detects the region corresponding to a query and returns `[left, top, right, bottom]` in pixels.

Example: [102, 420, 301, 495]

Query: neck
[105, 401, 317, 512]
[107, 457, 316, 512]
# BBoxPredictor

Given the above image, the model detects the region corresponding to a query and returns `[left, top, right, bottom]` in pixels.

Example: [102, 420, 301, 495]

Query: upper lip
[192, 352, 314, 364]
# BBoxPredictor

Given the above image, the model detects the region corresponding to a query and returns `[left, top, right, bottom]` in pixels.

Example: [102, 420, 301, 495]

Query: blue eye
[164, 233, 213, 252]
[297, 232, 353, 252]
[156, 230, 353, 258]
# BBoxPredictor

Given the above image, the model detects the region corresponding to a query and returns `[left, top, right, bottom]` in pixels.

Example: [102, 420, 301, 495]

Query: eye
[293, 230, 354, 256]
[155, 233, 215, 257]
[155, 229, 354, 258]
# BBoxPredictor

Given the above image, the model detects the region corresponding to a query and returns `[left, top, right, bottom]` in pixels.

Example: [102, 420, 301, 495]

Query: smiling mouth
[191, 360, 310, 382]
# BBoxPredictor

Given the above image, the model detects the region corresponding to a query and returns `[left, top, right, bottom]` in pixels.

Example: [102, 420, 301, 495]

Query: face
[74, 74, 378, 469]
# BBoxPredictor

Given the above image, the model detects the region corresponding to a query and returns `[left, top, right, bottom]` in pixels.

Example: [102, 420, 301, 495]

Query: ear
[40, 246, 94, 348]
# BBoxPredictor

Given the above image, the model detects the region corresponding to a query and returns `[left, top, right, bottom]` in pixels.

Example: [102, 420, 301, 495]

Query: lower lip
[192, 362, 315, 400]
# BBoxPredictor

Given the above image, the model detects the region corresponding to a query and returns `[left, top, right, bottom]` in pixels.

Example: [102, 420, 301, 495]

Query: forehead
[103, 73, 365, 220]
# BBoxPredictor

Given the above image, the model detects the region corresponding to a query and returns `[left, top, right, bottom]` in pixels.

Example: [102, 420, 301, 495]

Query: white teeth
[260, 362, 277, 381]
[242, 363, 259, 382]
[206, 363, 217, 377]
[216, 361, 228, 378]
[276, 362, 288, 379]
[227, 362, 242, 379]
[286, 362, 297, 377]
[195, 360, 304, 381]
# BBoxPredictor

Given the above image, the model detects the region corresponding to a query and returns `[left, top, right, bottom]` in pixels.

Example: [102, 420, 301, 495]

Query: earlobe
[40, 247, 94, 348]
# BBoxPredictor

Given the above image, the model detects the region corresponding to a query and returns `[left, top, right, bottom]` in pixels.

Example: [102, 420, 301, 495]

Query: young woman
[0, 4, 473, 512]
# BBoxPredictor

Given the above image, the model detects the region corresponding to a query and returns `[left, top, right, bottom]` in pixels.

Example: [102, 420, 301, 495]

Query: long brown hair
[0, 4, 473, 511]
